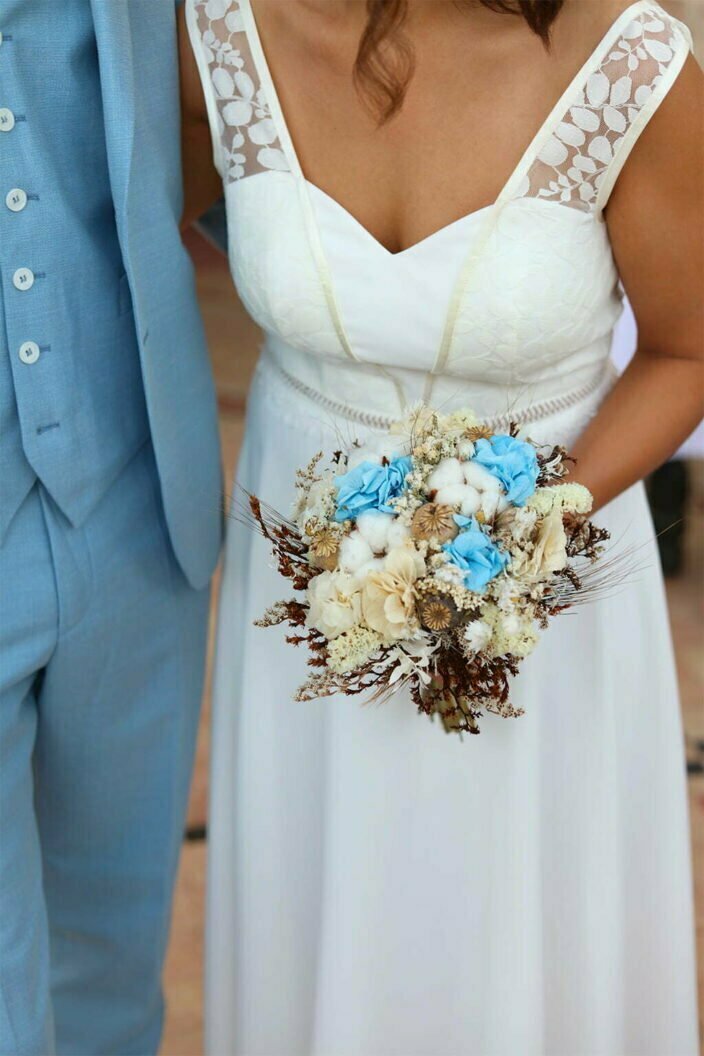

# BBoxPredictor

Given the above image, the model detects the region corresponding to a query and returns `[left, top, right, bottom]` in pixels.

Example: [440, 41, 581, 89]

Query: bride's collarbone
[250, 0, 640, 253]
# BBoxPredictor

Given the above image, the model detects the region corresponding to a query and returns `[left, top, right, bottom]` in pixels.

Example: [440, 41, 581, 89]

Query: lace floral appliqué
[516, 6, 688, 212]
[194, 0, 289, 182]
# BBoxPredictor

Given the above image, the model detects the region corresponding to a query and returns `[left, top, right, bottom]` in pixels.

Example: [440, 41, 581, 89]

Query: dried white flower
[485, 603, 539, 659]
[294, 474, 337, 532]
[326, 625, 384, 674]
[387, 634, 438, 686]
[306, 571, 362, 640]
[463, 619, 493, 654]
[527, 483, 593, 516]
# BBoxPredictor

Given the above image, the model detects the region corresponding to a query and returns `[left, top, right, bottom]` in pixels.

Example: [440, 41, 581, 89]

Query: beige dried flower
[361, 546, 426, 643]
[411, 503, 458, 543]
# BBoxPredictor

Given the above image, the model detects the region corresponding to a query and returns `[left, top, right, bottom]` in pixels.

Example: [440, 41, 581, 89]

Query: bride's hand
[177, 4, 224, 230]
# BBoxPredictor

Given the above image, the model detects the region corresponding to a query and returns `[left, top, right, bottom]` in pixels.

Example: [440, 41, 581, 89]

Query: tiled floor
[160, 233, 703, 1055]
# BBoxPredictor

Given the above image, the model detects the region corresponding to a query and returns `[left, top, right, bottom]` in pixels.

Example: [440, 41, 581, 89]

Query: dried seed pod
[309, 529, 340, 571]
[411, 503, 458, 543]
[464, 424, 493, 442]
[419, 593, 461, 633]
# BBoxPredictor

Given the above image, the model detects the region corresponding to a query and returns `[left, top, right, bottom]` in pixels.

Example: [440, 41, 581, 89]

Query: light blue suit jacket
[90, 0, 222, 589]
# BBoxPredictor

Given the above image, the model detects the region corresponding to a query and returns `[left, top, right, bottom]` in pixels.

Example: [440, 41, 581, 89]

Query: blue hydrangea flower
[334, 456, 412, 523]
[472, 434, 539, 506]
[442, 516, 510, 592]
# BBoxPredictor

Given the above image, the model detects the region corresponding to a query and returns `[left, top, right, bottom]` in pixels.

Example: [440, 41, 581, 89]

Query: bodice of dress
[187, 0, 692, 423]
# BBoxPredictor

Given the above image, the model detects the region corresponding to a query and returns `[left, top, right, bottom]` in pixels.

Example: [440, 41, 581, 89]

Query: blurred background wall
[160, 4, 704, 1052]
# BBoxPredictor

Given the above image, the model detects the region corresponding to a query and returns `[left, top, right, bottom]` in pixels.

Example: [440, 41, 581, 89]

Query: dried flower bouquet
[240, 404, 609, 736]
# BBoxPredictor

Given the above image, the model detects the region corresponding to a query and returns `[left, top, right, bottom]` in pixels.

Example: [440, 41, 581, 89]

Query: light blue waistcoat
[0, 0, 221, 589]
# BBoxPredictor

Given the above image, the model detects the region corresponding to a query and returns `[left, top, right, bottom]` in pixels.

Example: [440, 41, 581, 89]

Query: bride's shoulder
[553, 0, 693, 61]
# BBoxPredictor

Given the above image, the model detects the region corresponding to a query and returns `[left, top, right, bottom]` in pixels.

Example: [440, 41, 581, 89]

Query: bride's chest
[258, 22, 568, 257]
[224, 172, 620, 378]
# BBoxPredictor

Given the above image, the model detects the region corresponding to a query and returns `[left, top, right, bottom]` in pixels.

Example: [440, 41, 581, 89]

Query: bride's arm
[177, 4, 223, 230]
[569, 54, 703, 513]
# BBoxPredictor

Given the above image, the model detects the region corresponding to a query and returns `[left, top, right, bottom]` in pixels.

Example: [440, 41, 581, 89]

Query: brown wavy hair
[354, 0, 565, 122]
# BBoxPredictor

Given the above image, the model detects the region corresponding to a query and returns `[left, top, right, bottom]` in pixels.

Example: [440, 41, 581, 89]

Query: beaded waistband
[264, 354, 616, 433]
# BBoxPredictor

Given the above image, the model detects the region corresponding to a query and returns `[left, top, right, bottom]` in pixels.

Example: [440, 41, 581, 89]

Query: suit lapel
[89, 0, 137, 250]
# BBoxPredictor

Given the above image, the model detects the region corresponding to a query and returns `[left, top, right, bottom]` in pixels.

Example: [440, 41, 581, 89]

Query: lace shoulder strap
[514, 2, 693, 214]
[186, 0, 289, 184]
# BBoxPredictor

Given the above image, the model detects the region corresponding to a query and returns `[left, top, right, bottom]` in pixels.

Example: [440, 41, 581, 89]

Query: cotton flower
[361, 546, 426, 643]
[426, 457, 465, 492]
[433, 482, 484, 518]
[356, 510, 394, 554]
[387, 519, 412, 549]
[338, 531, 374, 574]
[306, 571, 362, 640]
[462, 460, 501, 493]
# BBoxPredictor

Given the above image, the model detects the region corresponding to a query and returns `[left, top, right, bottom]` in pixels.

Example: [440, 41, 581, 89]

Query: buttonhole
[36, 422, 60, 436]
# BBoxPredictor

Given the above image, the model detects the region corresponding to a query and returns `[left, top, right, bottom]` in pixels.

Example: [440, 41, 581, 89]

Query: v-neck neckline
[307, 182, 496, 262]
[237, 0, 652, 386]
[241, 0, 649, 257]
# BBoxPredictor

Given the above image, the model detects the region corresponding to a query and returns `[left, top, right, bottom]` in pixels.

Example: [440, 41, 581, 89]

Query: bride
[179, 1, 702, 1051]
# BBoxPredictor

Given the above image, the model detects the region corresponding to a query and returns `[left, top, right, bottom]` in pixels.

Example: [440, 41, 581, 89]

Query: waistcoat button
[6, 188, 27, 212]
[13, 267, 34, 290]
[0, 108, 15, 132]
[18, 341, 40, 365]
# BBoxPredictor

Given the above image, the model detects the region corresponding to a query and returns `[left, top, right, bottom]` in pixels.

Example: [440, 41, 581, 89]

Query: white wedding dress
[186, 2, 699, 1052]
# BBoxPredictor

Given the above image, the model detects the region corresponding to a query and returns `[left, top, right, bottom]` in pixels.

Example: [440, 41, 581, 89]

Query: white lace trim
[515, 3, 691, 213]
[192, 0, 690, 214]
[191, 0, 289, 183]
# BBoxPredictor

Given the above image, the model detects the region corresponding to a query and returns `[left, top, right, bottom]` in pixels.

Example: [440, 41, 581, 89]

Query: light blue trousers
[0, 442, 210, 1056]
